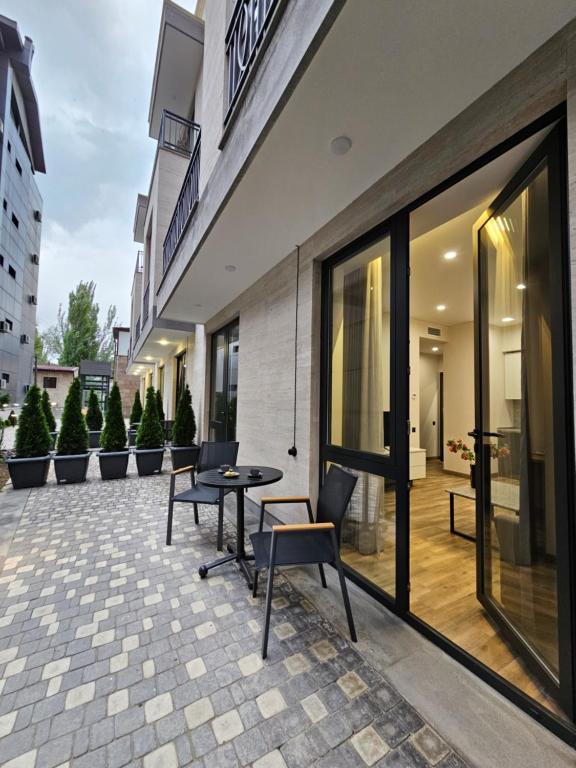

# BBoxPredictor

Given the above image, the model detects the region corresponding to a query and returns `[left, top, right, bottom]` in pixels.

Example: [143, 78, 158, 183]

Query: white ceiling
[163, 0, 576, 323]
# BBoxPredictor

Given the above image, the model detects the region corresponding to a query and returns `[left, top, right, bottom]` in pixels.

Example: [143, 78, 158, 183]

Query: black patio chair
[166, 441, 239, 550]
[250, 465, 358, 658]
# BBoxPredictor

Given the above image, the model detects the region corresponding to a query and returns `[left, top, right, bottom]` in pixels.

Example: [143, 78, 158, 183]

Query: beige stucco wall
[39, 370, 76, 412]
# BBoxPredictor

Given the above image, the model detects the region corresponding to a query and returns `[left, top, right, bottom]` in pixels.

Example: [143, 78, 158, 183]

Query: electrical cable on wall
[288, 245, 300, 457]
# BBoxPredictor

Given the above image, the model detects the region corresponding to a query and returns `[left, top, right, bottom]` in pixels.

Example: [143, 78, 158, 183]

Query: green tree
[172, 384, 196, 446]
[136, 386, 164, 449]
[41, 281, 117, 366]
[34, 326, 48, 364]
[86, 390, 103, 431]
[41, 389, 57, 433]
[57, 378, 88, 455]
[15, 385, 51, 457]
[100, 383, 127, 452]
[156, 390, 165, 422]
[130, 390, 143, 424]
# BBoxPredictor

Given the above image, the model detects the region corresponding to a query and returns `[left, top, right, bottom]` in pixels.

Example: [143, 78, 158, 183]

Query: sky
[1, 0, 195, 331]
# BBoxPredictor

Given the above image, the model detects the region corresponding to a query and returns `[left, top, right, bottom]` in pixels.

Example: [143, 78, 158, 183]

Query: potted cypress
[86, 390, 103, 448]
[129, 390, 142, 446]
[54, 377, 90, 484]
[170, 384, 199, 470]
[99, 382, 129, 480]
[134, 385, 165, 476]
[41, 389, 58, 449]
[156, 389, 170, 442]
[6, 384, 51, 489]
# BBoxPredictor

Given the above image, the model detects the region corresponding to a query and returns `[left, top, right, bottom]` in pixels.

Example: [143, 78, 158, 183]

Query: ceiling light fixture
[436, 304, 446, 311]
[158, 339, 169, 346]
[225, 265, 236, 272]
[516, 283, 526, 290]
[502, 317, 514, 323]
[330, 136, 352, 155]
[443, 251, 457, 260]
[432, 346, 439, 352]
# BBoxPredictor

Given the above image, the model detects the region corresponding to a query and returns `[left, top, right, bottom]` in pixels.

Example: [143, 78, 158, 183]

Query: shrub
[156, 390, 165, 422]
[86, 390, 103, 430]
[136, 386, 164, 449]
[130, 390, 143, 425]
[41, 390, 56, 433]
[172, 385, 196, 446]
[57, 377, 88, 455]
[15, 384, 51, 457]
[100, 382, 127, 452]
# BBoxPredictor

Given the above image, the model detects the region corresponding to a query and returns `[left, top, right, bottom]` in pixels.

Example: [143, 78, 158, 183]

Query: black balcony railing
[159, 111, 200, 157]
[135, 316, 141, 342]
[163, 133, 201, 274]
[143, 283, 150, 324]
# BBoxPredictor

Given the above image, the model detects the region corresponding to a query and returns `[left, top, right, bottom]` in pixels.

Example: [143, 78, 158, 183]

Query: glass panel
[330, 462, 396, 597]
[210, 331, 227, 442]
[480, 161, 559, 677]
[227, 321, 239, 441]
[330, 235, 392, 455]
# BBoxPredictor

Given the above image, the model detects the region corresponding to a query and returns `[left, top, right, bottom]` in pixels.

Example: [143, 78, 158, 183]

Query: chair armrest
[261, 496, 311, 505]
[171, 465, 196, 476]
[272, 523, 334, 532]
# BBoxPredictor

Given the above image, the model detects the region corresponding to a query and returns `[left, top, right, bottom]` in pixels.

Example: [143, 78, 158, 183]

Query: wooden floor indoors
[341, 460, 564, 719]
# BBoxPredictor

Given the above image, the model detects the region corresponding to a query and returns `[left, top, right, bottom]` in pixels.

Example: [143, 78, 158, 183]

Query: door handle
[468, 429, 505, 439]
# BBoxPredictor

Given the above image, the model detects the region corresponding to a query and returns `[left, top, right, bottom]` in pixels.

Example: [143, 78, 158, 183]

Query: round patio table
[196, 466, 283, 588]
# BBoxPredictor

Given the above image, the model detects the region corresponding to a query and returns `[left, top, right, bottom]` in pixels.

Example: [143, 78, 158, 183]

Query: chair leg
[193, 503, 199, 525]
[166, 499, 174, 546]
[318, 564, 327, 588]
[332, 532, 357, 642]
[252, 569, 259, 598]
[261, 567, 274, 659]
[217, 495, 224, 551]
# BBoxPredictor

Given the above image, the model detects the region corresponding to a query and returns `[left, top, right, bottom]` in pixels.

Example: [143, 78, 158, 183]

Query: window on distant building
[7, 141, 11, 153]
[3, 200, 7, 211]
[11, 213, 18, 228]
[2, 373, 9, 382]
[5, 318, 12, 331]
[8, 265, 15, 279]
[15, 159, 22, 175]
[43, 376, 57, 389]
[0, 254, 3, 266]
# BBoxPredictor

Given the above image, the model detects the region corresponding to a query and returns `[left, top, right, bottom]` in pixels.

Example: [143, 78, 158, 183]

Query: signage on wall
[225, 0, 284, 121]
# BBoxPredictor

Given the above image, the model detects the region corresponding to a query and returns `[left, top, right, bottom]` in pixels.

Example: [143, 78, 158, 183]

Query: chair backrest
[197, 441, 239, 472]
[316, 465, 357, 542]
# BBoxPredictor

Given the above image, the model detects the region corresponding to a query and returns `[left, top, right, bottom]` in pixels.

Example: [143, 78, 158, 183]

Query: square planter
[134, 448, 164, 476]
[6, 455, 51, 489]
[98, 450, 129, 480]
[170, 445, 200, 471]
[88, 431, 102, 449]
[53, 453, 90, 484]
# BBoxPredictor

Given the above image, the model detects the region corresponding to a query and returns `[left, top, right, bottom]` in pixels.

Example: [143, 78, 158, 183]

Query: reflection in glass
[330, 236, 391, 455]
[210, 331, 227, 442]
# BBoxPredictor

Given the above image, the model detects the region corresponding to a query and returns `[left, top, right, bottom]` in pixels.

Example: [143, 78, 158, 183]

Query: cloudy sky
[2, 0, 195, 330]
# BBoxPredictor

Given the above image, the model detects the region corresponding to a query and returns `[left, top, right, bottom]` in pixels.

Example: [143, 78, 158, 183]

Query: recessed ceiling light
[158, 339, 169, 346]
[330, 136, 352, 155]
[502, 317, 514, 323]
[145, 356, 152, 361]
[436, 304, 446, 311]
[432, 346, 439, 352]
[516, 283, 526, 290]
[443, 251, 457, 260]
[225, 265, 236, 272]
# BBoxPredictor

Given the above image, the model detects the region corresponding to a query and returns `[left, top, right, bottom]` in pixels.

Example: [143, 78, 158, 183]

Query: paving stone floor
[0, 457, 469, 767]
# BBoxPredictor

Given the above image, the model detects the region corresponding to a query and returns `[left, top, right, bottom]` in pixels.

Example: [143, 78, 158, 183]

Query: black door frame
[319, 103, 576, 746]
[209, 317, 239, 442]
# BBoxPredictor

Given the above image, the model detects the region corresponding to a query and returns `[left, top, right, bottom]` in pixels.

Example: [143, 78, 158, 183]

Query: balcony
[143, 283, 150, 324]
[135, 315, 141, 342]
[162, 130, 201, 274]
[159, 110, 199, 157]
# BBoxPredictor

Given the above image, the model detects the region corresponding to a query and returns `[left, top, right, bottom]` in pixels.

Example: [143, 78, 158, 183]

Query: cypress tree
[86, 389, 103, 430]
[57, 377, 88, 455]
[15, 385, 51, 458]
[100, 382, 127, 452]
[130, 390, 143, 425]
[41, 389, 57, 433]
[156, 389, 165, 422]
[172, 385, 196, 446]
[136, 386, 164, 449]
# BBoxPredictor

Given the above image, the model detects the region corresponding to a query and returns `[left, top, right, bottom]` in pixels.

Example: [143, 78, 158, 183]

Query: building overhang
[133, 195, 149, 244]
[128, 319, 195, 375]
[148, 0, 204, 140]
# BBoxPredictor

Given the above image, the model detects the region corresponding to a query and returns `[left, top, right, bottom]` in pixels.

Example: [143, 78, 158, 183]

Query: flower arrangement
[447, 438, 510, 464]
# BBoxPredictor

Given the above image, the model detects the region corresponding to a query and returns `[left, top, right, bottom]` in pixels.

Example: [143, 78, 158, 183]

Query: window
[8, 265, 15, 279]
[43, 377, 57, 389]
[15, 159, 22, 175]
[5, 319, 13, 331]
[11, 213, 18, 228]
[3, 200, 7, 211]
[2, 373, 9, 382]
[0, 254, 3, 266]
[7, 141, 11, 153]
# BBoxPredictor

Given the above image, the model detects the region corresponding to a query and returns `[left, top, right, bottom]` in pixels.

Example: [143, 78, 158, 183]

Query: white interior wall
[443, 322, 475, 475]
[419, 353, 442, 458]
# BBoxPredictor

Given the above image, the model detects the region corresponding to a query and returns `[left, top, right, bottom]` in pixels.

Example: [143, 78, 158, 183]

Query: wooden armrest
[261, 496, 311, 505]
[272, 522, 334, 532]
[171, 465, 196, 476]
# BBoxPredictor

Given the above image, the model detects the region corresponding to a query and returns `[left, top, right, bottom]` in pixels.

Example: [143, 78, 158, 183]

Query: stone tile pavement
[0, 456, 469, 767]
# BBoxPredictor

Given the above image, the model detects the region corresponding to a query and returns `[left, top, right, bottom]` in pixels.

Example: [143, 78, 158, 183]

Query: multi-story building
[127, 0, 576, 750]
[0, 14, 45, 404]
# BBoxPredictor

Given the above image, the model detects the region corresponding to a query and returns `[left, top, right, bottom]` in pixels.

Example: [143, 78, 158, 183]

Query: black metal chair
[250, 465, 358, 658]
[166, 441, 239, 550]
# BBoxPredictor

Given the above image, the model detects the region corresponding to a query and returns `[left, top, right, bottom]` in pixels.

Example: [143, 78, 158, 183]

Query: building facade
[0, 15, 45, 405]
[127, 0, 576, 746]
[37, 363, 77, 414]
[113, 326, 140, 418]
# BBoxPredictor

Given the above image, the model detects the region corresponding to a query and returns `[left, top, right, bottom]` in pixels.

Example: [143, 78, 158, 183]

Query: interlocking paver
[0, 457, 468, 767]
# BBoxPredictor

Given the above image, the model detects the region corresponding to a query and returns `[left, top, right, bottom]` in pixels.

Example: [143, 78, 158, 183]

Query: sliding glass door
[209, 319, 239, 442]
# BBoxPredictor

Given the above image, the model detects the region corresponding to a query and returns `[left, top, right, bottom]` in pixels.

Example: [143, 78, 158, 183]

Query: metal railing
[135, 316, 141, 342]
[135, 250, 144, 273]
[159, 110, 200, 157]
[143, 283, 150, 324]
[163, 133, 201, 274]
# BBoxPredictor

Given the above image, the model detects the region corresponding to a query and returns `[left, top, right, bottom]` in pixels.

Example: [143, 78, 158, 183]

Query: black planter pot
[170, 445, 200, 471]
[6, 455, 51, 489]
[134, 448, 164, 476]
[88, 431, 102, 449]
[53, 453, 90, 484]
[470, 464, 476, 489]
[98, 451, 129, 480]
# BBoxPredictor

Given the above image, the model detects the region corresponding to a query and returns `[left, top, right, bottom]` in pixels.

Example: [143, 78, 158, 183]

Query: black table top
[197, 466, 283, 489]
